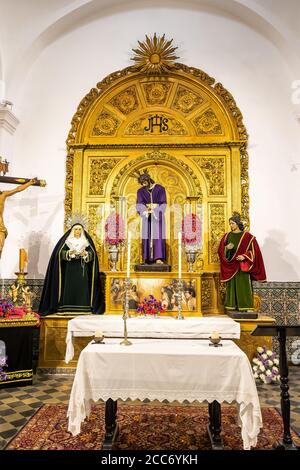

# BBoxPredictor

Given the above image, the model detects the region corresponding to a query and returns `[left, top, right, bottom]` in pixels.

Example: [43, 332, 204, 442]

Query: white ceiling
[0, 0, 299, 92]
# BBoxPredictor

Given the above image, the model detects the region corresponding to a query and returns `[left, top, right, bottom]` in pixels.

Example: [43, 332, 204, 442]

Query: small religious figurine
[38, 223, 105, 316]
[218, 212, 266, 312]
[136, 169, 167, 264]
[0, 178, 38, 258]
[22, 286, 33, 310]
[9, 283, 19, 303]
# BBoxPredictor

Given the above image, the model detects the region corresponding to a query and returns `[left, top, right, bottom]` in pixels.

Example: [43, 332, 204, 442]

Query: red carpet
[6, 403, 300, 450]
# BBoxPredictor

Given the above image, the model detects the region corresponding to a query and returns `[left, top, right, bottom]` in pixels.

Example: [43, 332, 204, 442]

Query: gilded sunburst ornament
[131, 33, 179, 75]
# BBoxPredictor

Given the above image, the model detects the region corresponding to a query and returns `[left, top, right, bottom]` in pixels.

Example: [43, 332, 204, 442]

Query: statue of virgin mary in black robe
[38, 224, 105, 316]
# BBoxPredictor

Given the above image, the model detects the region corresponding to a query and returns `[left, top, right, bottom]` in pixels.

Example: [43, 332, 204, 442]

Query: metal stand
[120, 277, 132, 346]
[123, 277, 131, 319]
[175, 279, 184, 320]
[252, 324, 300, 451]
[274, 328, 299, 450]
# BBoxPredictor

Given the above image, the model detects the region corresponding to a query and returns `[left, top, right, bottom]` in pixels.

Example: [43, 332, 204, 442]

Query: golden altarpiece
[39, 36, 274, 369]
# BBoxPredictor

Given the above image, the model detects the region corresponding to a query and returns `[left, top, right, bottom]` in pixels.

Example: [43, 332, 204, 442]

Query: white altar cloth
[65, 315, 240, 363]
[67, 339, 261, 449]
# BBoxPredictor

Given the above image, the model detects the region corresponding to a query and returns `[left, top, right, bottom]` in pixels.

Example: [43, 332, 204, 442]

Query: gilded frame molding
[65, 63, 249, 229]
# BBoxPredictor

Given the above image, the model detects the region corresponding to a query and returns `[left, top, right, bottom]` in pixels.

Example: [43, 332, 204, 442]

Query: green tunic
[224, 232, 254, 311]
[57, 244, 93, 313]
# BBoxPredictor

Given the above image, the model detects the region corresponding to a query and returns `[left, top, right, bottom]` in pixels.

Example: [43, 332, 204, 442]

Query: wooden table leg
[207, 401, 223, 450]
[102, 398, 119, 450]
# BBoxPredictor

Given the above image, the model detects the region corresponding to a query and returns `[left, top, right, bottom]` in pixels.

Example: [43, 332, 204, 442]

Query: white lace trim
[67, 390, 263, 449]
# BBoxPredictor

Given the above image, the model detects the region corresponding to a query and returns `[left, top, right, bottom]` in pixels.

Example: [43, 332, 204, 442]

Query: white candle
[94, 330, 104, 338]
[178, 231, 182, 279]
[0, 80, 5, 102]
[211, 331, 219, 340]
[127, 231, 131, 278]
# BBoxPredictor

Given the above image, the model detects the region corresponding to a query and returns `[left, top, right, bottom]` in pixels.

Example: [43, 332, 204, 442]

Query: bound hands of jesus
[146, 203, 158, 215]
[236, 255, 245, 261]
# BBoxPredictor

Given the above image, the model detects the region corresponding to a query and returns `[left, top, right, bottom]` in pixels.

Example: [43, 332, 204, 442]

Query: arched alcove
[66, 56, 248, 273]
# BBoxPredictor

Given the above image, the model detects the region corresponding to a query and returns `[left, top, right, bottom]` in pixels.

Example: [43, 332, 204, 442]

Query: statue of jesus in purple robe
[136, 171, 167, 264]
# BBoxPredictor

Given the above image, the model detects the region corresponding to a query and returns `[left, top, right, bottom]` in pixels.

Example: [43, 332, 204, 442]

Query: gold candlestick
[120, 277, 132, 345]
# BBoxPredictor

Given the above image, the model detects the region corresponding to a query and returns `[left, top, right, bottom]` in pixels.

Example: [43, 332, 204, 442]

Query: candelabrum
[175, 279, 184, 320]
[9, 271, 34, 312]
[120, 277, 132, 345]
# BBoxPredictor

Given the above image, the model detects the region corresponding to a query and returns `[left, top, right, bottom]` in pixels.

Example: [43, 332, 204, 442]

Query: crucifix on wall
[0, 160, 46, 259]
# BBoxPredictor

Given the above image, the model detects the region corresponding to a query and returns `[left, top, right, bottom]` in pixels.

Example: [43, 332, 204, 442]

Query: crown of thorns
[130, 168, 153, 183]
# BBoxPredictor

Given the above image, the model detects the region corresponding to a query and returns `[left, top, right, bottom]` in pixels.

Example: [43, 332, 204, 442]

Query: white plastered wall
[0, 3, 299, 281]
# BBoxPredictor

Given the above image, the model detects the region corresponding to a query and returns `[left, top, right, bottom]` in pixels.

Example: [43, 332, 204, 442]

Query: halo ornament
[131, 33, 179, 75]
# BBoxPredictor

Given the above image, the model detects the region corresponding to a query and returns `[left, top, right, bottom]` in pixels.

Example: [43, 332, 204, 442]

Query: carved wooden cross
[0, 158, 46, 186]
[0, 175, 46, 187]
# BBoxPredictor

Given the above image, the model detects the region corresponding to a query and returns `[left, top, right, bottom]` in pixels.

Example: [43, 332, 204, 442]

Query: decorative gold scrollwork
[201, 279, 212, 308]
[194, 157, 225, 195]
[193, 109, 222, 135]
[92, 111, 120, 136]
[109, 86, 139, 115]
[142, 82, 172, 105]
[209, 204, 226, 264]
[89, 158, 121, 195]
[172, 85, 204, 115]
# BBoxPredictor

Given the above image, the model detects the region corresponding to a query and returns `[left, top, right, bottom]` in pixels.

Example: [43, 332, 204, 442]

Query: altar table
[65, 315, 240, 363]
[67, 339, 261, 450]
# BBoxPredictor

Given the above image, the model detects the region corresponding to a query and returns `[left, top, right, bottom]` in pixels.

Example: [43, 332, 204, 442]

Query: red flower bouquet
[137, 295, 165, 316]
[182, 214, 202, 249]
[105, 213, 125, 246]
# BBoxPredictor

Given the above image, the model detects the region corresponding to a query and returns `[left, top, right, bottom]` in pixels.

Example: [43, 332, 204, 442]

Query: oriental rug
[5, 404, 300, 450]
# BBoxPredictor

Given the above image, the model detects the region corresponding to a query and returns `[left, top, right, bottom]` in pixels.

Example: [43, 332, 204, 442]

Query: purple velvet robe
[136, 184, 167, 263]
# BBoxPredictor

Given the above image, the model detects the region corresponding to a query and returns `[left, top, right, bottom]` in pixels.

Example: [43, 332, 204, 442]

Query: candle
[211, 331, 220, 340]
[178, 231, 182, 279]
[19, 248, 27, 272]
[127, 231, 131, 278]
[0, 79, 5, 102]
[94, 330, 104, 338]
[94, 329, 104, 343]
[101, 205, 105, 242]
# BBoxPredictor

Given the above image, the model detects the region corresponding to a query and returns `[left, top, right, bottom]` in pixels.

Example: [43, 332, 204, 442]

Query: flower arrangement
[252, 346, 280, 384]
[0, 297, 40, 323]
[181, 214, 202, 250]
[104, 213, 125, 246]
[136, 295, 165, 316]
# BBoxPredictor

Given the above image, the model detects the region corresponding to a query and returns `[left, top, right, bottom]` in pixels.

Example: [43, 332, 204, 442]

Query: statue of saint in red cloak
[218, 213, 266, 312]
